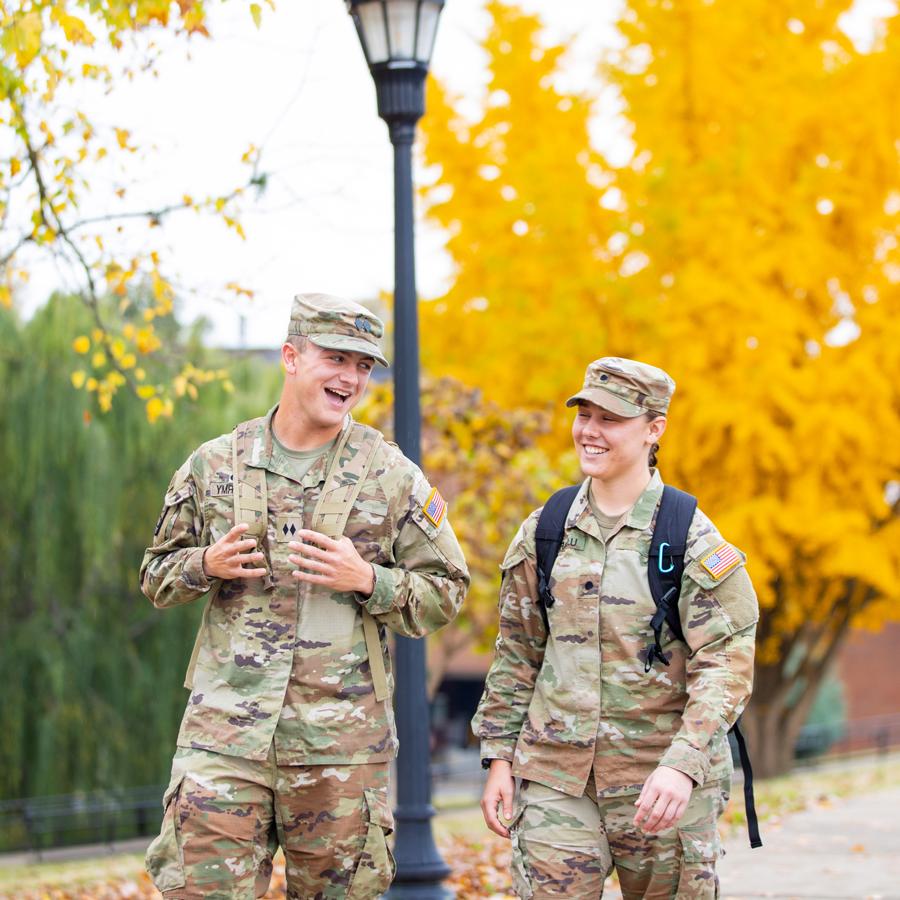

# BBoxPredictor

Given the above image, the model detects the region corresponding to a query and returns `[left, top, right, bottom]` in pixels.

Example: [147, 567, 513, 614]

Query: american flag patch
[700, 542, 741, 580]
[423, 487, 447, 528]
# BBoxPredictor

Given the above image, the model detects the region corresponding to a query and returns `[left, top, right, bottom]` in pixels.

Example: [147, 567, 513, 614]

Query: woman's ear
[649, 415, 667, 442]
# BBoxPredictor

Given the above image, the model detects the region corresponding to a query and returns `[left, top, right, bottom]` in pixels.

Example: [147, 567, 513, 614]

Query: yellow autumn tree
[420, 0, 900, 776]
[360, 375, 573, 693]
[1, 0, 267, 419]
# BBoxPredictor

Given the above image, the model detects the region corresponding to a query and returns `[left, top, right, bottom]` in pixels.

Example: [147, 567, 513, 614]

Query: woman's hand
[481, 759, 516, 838]
[633, 765, 694, 833]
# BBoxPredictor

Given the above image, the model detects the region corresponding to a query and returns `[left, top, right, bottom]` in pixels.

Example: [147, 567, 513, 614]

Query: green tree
[0, 291, 280, 802]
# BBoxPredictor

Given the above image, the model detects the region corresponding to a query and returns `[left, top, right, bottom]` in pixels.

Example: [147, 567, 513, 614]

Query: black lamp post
[344, 2, 451, 898]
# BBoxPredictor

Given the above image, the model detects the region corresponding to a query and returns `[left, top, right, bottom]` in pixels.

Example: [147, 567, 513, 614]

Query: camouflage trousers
[145, 746, 395, 900]
[509, 776, 728, 899]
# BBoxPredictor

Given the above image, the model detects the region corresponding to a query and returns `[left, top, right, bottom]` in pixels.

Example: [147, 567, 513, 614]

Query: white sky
[13, 0, 892, 348]
[14, 0, 623, 348]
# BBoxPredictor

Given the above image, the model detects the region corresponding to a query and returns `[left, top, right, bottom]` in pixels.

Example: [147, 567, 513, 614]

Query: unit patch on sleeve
[423, 487, 447, 528]
[700, 542, 741, 580]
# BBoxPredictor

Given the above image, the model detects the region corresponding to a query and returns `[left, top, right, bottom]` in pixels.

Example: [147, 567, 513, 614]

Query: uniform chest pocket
[544, 546, 602, 637]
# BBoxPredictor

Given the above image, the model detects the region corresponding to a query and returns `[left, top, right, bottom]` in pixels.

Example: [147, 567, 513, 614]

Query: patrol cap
[566, 357, 675, 417]
[287, 293, 388, 367]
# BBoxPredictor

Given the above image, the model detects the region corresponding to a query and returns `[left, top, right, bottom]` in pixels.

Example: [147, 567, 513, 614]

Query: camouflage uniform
[473, 357, 758, 899]
[141, 294, 469, 899]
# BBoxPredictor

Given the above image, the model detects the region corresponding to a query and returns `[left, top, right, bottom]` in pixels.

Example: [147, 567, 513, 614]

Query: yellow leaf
[86, 377, 98, 392]
[91, 351, 106, 368]
[10, 158, 21, 177]
[120, 353, 136, 369]
[2, 10, 43, 69]
[70, 370, 86, 388]
[250, 4, 262, 28]
[0, 286, 10, 309]
[114, 127, 130, 149]
[146, 396, 165, 423]
[72, 335, 90, 353]
[137, 385, 156, 399]
[50, 6, 95, 46]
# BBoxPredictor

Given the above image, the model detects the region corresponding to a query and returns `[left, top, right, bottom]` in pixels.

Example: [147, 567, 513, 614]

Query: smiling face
[572, 400, 666, 483]
[280, 339, 375, 443]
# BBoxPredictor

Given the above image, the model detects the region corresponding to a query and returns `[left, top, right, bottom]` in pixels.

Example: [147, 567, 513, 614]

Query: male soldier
[141, 294, 469, 899]
[473, 357, 758, 898]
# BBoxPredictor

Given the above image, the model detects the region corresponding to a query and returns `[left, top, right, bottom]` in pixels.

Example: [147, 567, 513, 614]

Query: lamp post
[344, 2, 450, 897]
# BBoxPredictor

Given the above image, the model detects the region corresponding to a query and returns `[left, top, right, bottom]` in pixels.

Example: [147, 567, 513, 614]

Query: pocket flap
[364, 787, 394, 832]
[678, 825, 722, 862]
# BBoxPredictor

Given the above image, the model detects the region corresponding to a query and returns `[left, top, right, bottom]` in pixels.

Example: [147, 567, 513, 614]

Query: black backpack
[535, 484, 762, 849]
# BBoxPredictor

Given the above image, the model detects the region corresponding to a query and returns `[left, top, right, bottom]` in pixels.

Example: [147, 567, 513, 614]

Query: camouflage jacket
[472, 471, 758, 797]
[140, 408, 469, 765]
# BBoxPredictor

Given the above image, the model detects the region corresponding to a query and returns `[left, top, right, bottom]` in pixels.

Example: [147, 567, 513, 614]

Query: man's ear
[282, 342, 298, 374]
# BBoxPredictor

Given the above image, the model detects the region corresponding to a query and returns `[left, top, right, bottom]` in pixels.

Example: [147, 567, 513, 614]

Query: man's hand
[202, 523, 268, 580]
[633, 765, 694, 834]
[289, 530, 375, 596]
[481, 759, 516, 838]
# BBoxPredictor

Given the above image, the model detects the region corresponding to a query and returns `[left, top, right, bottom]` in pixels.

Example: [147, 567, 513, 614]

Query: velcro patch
[275, 516, 303, 542]
[700, 542, 741, 580]
[422, 487, 447, 528]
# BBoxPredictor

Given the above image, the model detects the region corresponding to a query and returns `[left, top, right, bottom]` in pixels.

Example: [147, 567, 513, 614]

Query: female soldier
[473, 357, 758, 899]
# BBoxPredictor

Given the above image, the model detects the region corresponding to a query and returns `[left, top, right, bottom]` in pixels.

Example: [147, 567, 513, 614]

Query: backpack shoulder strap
[310, 419, 389, 703]
[644, 485, 697, 669]
[232, 417, 270, 541]
[534, 485, 581, 623]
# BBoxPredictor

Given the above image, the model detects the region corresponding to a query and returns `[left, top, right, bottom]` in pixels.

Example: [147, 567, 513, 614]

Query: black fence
[0, 785, 163, 856]
[4, 713, 900, 856]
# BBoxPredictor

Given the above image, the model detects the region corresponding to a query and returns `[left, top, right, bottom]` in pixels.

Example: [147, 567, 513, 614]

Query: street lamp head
[346, 0, 445, 70]
[345, 0, 446, 137]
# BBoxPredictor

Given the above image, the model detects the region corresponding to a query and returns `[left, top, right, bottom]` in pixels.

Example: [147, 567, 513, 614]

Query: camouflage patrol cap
[288, 293, 388, 367]
[566, 357, 675, 417]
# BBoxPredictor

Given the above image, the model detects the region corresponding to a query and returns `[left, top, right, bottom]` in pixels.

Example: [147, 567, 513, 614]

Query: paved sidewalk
[719, 785, 900, 899]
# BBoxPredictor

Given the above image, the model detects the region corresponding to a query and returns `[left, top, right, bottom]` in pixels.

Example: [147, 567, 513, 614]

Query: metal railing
[0, 785, 163, 856]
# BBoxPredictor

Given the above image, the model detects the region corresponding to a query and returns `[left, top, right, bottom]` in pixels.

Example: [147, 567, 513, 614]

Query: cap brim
[565, 388, 647, 417]
[309, 333, 388, 367]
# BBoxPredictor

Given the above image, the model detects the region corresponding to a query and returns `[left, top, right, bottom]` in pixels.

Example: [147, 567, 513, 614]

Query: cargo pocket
[507, 793, 533, 900]
[347, 787, 396, 900]
[145, 776, 186, 893]
[676, 824, 722, 899]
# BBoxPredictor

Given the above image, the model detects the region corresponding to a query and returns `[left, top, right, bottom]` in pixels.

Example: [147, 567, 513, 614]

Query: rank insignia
[423, 487, 447, 528]
[700, 542, 741, 579]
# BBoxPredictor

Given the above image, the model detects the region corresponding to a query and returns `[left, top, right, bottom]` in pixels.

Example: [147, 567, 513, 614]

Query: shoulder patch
[422, 487, 447, 528]
[700, 541, 741, 580]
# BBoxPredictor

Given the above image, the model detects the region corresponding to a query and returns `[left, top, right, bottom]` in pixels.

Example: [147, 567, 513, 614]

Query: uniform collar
[567, 469, 665, 539]
[247, 406, 351, 487]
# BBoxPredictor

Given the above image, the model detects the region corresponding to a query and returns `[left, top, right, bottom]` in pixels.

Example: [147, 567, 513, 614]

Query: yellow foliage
[70, 369, 85, 388]
[420, 1, 900, 665]
[2, 0, 260, 415]
[2, 10, 43, 68]
[145, 396, 165, 423]
[72, 335, 89, 353]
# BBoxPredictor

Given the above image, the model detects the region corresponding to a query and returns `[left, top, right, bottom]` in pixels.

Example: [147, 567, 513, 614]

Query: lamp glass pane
[357, 2, 390, 64]
[386, 0, 418, 59]
[414, 1, 440, 63]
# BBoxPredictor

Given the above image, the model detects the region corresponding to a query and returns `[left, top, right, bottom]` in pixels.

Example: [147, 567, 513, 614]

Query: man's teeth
[326, 388, 350, 400]
[584, 446, 608, 455]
